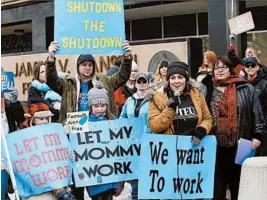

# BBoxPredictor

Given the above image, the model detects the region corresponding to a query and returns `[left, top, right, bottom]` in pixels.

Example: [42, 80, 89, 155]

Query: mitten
[191, 127, 206, 145]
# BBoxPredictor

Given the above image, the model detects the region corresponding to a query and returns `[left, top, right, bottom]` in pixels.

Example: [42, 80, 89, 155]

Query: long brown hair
[32, 61, 47, 81]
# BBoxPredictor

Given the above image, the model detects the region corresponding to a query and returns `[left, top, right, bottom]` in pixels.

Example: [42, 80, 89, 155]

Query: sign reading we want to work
[70, 118, 143, 187]
[55, 0, 125, 54]
[139, 134, 217, 199]
[6, 123, 72, 198]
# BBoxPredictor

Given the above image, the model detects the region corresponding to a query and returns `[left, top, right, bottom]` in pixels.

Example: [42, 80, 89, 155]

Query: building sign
[1, 41, 187, 101]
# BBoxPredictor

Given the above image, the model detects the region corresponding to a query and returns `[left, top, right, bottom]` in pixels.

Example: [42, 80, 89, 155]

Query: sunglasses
[245, 63, 256, 68]
[137, 78, 148, 84]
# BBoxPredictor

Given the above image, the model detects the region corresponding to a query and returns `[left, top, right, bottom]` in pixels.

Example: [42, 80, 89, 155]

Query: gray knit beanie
[88, 81, 108, 107]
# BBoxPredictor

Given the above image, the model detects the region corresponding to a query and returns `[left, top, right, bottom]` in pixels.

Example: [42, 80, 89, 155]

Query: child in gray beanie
[87, 81, 121, 200]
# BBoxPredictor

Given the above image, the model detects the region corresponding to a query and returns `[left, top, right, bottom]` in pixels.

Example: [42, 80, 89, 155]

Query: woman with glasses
[202, 56, 265, 200]
[120, 72, 152, 200]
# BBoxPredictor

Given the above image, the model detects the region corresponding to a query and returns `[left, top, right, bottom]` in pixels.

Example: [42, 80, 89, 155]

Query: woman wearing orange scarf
[202, 56, 265, 200]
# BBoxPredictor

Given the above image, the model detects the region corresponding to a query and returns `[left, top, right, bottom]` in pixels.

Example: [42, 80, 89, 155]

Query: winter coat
[202, 75, 266, 142]
[114, 84, 136, 115]
[87, 112, 119, 197]
[46, 55, 132, 124]
[106, 65, 120, 76]
[28, 80, 62, 106]
[248, 70, 267, 155]
[120, 93, 151, 134]
[148, 81, 212, 135]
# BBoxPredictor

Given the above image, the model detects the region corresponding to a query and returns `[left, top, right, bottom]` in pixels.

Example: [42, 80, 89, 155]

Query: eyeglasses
[131, 70, 139, 72]
[245, 64, 256, 68]
[137, 79, 148, 84]
[214, 66, 228, 71]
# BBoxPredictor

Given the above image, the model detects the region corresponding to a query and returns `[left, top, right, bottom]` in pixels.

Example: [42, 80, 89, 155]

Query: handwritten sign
[138, 134, 217, 199]
[70, 118, 143, 187]
[5, 123, 72, 198]
[66, 111, 89, 133]
[228, 11, 255, 35]
[55, 0, 125, 55]
[1, 71, 14, 92]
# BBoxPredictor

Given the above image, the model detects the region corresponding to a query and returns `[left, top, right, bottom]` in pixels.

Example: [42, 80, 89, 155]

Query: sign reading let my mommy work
[6, 123, 72, 198]
[55, 0, 125, 55]
[70, 118, 143, 187]
[139, 134, 217, 199]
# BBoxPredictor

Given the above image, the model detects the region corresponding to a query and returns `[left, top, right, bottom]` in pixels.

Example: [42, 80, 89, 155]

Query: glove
[228, 48, 241, 68]
[58, 189, 76, 200]
[191, 127, 206, 145]
[165, 96, 181, 110]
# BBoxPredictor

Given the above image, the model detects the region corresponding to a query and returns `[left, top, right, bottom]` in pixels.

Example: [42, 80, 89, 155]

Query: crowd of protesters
[1, 41, 267, 200]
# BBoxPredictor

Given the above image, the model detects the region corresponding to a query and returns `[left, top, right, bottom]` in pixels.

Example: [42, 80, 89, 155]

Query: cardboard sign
[55, 0, 125, 55]
[138, 134, 217, 199]
[1, 71, 14, 92]
[228, 11, 255, 35]
[6, 123, 73, 198]
[66, 111, 89, 133]
[70, 118, 143, 187]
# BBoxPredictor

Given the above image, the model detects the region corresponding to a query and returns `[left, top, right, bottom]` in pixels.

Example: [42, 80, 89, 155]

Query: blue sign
[1, 71, 14, 92]
[5, 123, 73, 198]
[70, 118, 143, 187]
[138, 134, 217, 199]
[55, 0, 125, 55]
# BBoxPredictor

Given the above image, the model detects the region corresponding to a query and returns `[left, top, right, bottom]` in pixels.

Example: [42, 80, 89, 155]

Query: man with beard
[46, 41, 133, 123]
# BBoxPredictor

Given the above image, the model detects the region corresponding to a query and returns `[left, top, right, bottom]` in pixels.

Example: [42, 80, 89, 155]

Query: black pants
[71, 186, 84, 200]
[213, 146, 241, 200]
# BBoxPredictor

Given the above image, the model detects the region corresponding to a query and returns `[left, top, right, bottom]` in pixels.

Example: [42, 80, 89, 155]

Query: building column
[208, 0, 247, 57]
[32, 16, 46, 53]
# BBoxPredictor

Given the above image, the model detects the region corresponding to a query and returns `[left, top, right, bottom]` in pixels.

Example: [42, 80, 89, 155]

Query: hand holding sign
[48, 41, 60, 60]
[123, 40, 132, 57]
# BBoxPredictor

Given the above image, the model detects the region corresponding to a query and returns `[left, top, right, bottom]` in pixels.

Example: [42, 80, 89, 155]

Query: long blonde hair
[200, 51, 216, 71]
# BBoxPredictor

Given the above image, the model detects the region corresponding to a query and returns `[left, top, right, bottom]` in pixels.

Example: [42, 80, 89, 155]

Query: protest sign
[1, 71, 14, 92]
[66, 111, 89, 133]
[55, 0, 125, 55]
[228, 11, 255, 36]
[70, 118, 143, 187]
[5, 123, 72, 198]
[138, 134, 217, 199]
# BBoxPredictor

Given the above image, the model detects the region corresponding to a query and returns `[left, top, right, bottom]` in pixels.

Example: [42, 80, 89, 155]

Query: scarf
[212, 76, 247, 135]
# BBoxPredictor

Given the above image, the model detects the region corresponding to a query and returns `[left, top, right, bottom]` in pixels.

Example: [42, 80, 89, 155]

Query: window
[249, 6, 267, 31]
[1, 21, 32, 54]
[198, 12, 208, 35]
[125, 21, 130, 41]
[46, 16, 54, 49]
[132, 17, 162, 40]
[164, 14, 196, 38]
[247, 32, 267, 66]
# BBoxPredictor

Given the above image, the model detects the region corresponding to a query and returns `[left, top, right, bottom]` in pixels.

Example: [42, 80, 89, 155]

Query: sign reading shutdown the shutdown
[55, 0, 125, 55]
[70, 118, 143, 187]
[5, 123, 72, 198]
[139, 134, 217, 199]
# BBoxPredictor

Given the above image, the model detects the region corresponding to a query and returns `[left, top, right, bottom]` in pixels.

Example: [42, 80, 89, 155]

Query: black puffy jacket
[202, 75, 266, 142]
[250, 71, 267, 125]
